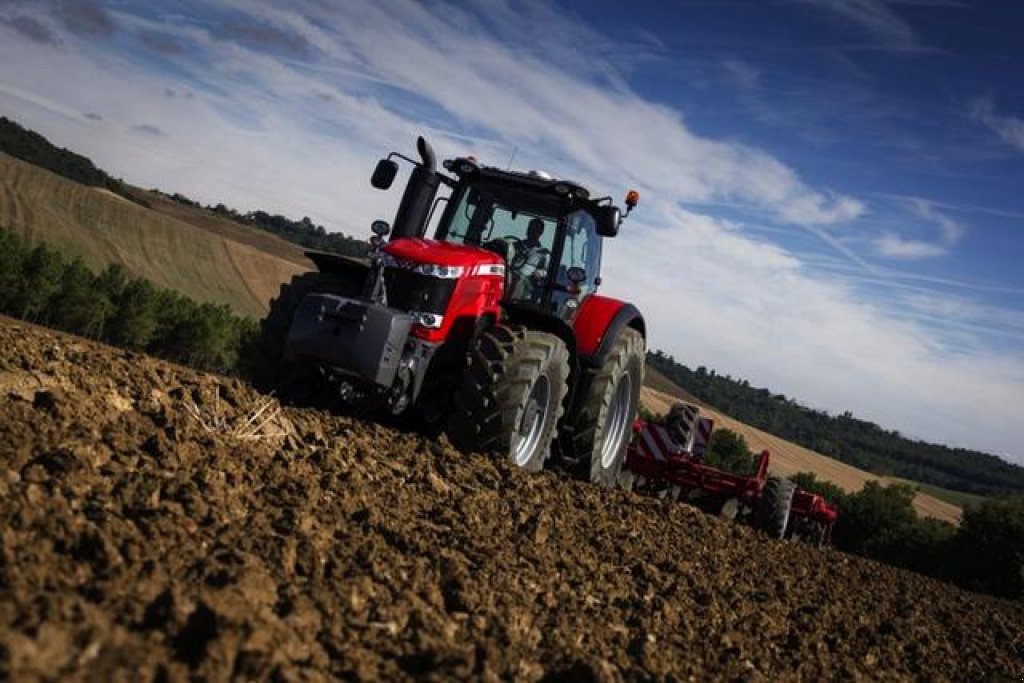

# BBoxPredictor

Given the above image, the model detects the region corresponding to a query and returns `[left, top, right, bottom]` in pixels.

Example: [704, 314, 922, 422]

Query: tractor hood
[382, 238, 505, 274]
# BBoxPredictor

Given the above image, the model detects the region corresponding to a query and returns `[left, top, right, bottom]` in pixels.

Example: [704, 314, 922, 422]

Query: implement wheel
[447, 324, 569, 471]
[754, 476, 796, 539]
[571, 328, 645, 488]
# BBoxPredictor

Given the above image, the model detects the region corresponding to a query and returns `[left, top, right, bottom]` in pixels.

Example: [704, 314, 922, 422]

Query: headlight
[380, 254, 464, 279]
[413, 263, 464, 278]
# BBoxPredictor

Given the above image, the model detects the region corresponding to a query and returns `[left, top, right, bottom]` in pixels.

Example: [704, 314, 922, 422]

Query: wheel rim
[512, 374, 550, 466]
[600, 372, 632, 469]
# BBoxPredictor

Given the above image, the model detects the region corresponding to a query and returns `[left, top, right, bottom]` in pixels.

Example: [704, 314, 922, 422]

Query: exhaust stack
[391, 136, 441, 241]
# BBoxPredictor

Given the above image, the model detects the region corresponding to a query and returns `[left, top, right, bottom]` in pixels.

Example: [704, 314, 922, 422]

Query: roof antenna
[505, 145, 518, 171]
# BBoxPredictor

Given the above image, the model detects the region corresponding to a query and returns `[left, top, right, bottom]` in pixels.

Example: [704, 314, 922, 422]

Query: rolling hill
[0, 152, 307, 318]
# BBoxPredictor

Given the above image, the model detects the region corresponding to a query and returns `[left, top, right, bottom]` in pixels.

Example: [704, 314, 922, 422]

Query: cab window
[557, 209, 601, 297]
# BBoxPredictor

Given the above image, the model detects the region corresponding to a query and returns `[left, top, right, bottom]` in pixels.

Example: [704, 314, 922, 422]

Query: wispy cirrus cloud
[797, 0, 920, 47]
[970, 97, 1024, 154]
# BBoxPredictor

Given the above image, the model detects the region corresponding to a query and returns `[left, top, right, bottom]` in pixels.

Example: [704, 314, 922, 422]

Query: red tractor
[254, 137, 646, 485]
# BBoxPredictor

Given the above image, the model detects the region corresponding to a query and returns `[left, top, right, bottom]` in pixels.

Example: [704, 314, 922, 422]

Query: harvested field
[137, 190, 312, 268]
[1, 317, 1021, 681]
[640, 386, 962, 524]
[0, 153, 307, 317]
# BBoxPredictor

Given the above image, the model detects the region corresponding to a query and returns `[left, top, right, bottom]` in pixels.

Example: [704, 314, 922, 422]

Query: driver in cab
[509, 218, 550, 301]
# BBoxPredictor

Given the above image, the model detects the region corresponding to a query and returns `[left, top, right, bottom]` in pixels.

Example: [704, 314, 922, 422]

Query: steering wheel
[503, 235, 533, 269]
[482, 235, 529, 269]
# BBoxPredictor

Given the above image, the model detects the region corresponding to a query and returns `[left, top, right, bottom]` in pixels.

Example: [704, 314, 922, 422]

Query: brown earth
[640, 378, 962, 525]
[1, 317, 1022, 681]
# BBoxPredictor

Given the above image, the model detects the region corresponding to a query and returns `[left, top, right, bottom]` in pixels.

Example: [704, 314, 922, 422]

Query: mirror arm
[386, 151, 418, 166]
[383, 152, 455, 187]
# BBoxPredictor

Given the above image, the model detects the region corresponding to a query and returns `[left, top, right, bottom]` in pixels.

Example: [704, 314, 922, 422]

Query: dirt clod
[0, 317, 1021, 681]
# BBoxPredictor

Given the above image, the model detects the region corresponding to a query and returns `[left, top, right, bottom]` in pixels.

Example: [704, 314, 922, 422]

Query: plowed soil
[1, 318, 1022, 681]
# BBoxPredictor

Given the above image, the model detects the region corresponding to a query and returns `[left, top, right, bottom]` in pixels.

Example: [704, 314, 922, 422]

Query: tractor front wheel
[572, 327, 645, 488]
[754, 476, 796, 539]
[447, 325, 569, 471]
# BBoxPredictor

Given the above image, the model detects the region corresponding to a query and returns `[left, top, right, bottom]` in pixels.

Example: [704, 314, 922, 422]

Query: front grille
[383, 268, 456, 314]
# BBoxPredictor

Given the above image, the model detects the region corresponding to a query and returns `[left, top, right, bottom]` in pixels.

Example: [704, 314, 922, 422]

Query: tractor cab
[370, 139, 633, 326]
[432, 159, 613, 323]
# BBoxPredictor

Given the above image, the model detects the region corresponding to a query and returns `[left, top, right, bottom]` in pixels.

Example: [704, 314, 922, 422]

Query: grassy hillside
[136, 189, 312, 266]
[0, 152, 306, 318]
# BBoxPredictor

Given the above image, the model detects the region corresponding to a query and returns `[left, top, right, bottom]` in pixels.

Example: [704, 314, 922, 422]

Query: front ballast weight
[623, 402, 838, 544]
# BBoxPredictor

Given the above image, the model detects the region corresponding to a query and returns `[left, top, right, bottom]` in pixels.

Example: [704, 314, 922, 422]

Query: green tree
[954, 497, 1024, 598]
[107, 278, 159, 349]
[705, 428, 755, 474]
[17, 245, 63, 321]
[0, 229, 27, 311]
[51, 258, 111, 338]
[833, 481, 916, 552]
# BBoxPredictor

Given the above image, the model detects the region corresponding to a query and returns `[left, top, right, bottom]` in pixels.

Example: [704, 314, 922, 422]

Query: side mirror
[371, 219, 391, 237]
[595, 205, 621, 237]
[371, 159, 398, 189]
[566, 266, 587, 284]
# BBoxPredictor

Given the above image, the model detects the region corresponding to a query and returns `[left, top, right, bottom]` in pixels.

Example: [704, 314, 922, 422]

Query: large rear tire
[754, 476, 796, 539]
[244, 271, 361, 393]
[572, 327, 645, 488]
[447, 325, 569, 471]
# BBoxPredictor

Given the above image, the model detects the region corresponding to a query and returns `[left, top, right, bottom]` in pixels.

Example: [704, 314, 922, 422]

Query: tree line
[0, 116, 140, 201]
[0, 229, 255, 373]
[648, 350, 1024, 497]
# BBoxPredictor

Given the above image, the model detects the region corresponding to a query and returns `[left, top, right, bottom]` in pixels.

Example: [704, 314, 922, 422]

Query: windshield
[442, 182, 561, 249]
[438, 181, 602, 309]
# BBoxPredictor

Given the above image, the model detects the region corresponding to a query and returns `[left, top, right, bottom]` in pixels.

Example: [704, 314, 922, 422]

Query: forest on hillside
[0, 116, 129, 195]
[648, 351, 1024, 497]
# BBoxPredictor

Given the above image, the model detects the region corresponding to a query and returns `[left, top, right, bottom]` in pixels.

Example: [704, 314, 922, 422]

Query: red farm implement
[623, 403, 838, 545]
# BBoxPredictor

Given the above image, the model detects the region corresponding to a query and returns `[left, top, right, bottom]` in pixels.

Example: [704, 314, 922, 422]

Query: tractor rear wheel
[754, 476, 796, 539]
[244, 271, 361, 394]
[447, 324, 569, 471]
[572, 327, 645, 488]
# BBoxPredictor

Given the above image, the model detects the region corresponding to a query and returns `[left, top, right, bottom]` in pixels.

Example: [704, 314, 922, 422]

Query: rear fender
[573, 295, 645, 369]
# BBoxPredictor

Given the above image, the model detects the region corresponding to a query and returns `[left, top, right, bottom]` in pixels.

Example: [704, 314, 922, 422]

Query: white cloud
[872, 196, 965, 260]
[874, 234, 946, 259]
[0, 1, 1022, 462]
[971, 97, 1024, 154]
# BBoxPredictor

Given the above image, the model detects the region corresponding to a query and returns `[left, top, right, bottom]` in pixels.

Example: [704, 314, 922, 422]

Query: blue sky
[0, 0, 1022, 463]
